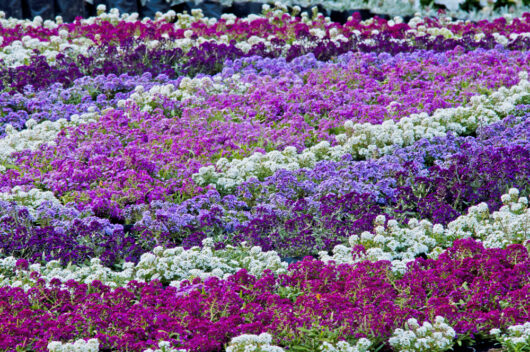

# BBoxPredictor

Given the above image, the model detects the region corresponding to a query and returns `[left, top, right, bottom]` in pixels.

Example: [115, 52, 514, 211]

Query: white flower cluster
[226, 333, 285, 352]
[48, 339, 99, 352]
[226, 333, 371, 352]
[491, 322, 530, 352]
[320, 339, 372, 352]
[143, 341, 186, 352]
[0, 256, 130, 290]
[91, 7, 141, 25]
[0, 239, 287, 290]
[85, 5, 177, 25]
[0, 32, 94, 67]
[134, 239, 287, 286]
[0, 186, 61, 215]
[124, 75, 247, 112]
[193, 72, 530, 192]
[448, 188, 529, 249]
[0, 14, 60, 31]
[47, 339, 185, 352]
[416, 25, 456, 39]
[0, 112, 98, 165]
[320, 189, 529, 274]
[319, 215, 446, 274]
[195, 145, 314, 191]
[388, 317, 456, 352]
[171, 8, 216, 29]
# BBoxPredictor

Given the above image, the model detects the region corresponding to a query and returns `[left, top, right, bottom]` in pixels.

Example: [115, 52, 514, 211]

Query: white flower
[390, 317, 455, 352]
[47, 338, 99, 352]
[227, 333, 284, 352]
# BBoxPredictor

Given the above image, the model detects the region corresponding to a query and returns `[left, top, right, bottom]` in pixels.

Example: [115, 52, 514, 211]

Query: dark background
[0, 0, 224, 21]
[0, 0, 381, 23]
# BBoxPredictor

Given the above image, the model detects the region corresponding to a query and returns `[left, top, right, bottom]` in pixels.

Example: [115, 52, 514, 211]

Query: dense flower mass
[1, 239, 529, 351]
[0, 4, 529, 352]
[4, 48, 529, 219]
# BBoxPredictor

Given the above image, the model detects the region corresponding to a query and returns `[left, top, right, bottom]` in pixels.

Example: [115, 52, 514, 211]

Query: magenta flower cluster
[0, 239, 528, 351]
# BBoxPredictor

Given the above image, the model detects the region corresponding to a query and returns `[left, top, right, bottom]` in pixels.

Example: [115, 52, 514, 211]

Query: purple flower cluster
[0, 72, 178, 136]
[3, 49, 528, 221]
[0, 201, 143, 266]
[1, 106, 527, 266]
[2, 21, 529, 92]
[131, 105, 530, 256]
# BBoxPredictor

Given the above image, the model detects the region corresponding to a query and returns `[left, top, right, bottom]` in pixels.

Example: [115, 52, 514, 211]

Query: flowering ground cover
[0, 4, 530, 352]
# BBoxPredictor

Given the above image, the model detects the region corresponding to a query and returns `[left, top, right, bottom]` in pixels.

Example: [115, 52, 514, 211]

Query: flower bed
[0, 6, 529, 352]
